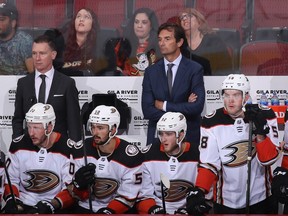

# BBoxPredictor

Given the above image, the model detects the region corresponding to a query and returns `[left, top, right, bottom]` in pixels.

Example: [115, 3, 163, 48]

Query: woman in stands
[118, 7, 160, 76]
[61, 8, 103, 76]
[179, 8, 232, 75]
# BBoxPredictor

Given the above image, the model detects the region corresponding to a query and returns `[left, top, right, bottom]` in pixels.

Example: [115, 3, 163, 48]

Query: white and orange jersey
[196, 107, 280, 209]
[137, 141, 200, 214]
[72, 137, 143, 213]
[5, 133, 74, 207]
[282, 108, 288, 169]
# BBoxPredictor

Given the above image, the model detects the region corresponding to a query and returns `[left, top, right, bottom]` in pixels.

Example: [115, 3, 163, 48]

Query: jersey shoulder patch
[125, 144, 140, 156]
[204, 110, 217, 118]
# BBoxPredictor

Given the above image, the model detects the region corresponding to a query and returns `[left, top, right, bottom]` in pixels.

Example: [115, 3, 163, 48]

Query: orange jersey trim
[195, 167, 217, 193]
[107, 199, 129, 214]
[136, 198, 156, 214]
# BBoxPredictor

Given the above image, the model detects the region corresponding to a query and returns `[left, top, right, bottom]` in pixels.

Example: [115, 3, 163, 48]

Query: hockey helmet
[25, 103, 56, 128]
[157, 112, 187, 142]
[89, 105, 120, 130]
[221, 74, 250, 97]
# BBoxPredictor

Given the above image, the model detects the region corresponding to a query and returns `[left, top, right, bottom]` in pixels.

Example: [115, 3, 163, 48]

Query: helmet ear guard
[157, 112, 187, 145]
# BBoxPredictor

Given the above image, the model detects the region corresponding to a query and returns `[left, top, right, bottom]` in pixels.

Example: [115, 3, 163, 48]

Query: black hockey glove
[148, 205, 166, 214]
[245, 104, 269, 135]
[186, 187, 211, 215]
[3, 195, 24, 214]
[73, 163, 96, 189]
[271, 167, 288, 204]
[27, 200, 55, 214]
[174, 207, 188, 214]
[96, 207, 115, 214]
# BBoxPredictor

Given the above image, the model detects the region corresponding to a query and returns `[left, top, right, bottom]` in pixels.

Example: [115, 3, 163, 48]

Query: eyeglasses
[179, 13, 193, 21]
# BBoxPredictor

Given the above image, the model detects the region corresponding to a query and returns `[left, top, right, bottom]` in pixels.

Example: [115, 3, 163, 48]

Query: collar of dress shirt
[164, 54, 182, 72]
[35, 67, 55, 80]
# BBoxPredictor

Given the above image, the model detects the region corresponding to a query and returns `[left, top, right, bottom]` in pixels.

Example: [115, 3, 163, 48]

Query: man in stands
[0, 2, 33, 75]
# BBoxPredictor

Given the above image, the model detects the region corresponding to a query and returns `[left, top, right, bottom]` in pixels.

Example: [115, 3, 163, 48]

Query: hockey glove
[186, 187, 211, 215]
[245, 105, 269, 135]
[174, 207, 188, 214]
[3, 195, 24, 214]
[271, 167, 288, 204]
[27, 200, 55, 214]
[73, 163, 96, 189]
[96, 207, 115, 214]
[148, 205, 165, 214]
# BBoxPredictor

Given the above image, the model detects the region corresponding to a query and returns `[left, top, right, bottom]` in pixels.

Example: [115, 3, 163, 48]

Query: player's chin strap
[99, 127, 118, 146]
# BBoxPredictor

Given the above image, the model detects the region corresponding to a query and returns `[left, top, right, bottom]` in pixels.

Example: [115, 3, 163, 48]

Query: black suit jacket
[12, 70, 81, 142]
[141, 56, 205, 145]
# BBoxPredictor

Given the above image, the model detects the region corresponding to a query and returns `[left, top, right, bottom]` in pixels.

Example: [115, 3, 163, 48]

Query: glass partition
[0, 0, 288, 76]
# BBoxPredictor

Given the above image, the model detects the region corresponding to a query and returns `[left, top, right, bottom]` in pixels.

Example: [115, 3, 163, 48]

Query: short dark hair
[157, 22, 186, 43]
[34, 35, 57, 51]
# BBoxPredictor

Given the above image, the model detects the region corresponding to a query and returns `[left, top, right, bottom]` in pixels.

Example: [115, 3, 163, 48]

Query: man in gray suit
[12, 35, 81, 142]
[142, 22, 205, 146]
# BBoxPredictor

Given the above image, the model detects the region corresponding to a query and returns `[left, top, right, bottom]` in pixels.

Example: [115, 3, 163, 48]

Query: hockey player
[271, 109, 288, 214]
[136, 112, 208, 214]
[186, 74, 280, 214]
[69, 105, 143, 213]
[2, 103, 75, 213]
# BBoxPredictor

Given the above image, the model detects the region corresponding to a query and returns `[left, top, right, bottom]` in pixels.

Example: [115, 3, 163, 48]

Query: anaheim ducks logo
[24, 170, 59, 193]
[93, 178, 119, 198]
[163, 180, 193, 202]
[222, 140, 256, 167]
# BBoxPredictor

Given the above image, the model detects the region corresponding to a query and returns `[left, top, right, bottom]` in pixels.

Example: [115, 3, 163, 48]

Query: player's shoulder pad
[141, 143, 152, 154]
[204, 110, 217, 119]
[125, 144, 140, 157]
[258, 104, 271, 111]
[12, 134, 24, 143]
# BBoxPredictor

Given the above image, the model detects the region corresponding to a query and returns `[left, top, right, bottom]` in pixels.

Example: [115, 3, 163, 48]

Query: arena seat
[195, 0, 248, 41]
[239, 41, 288, 75]
[16, 0, 67, 28]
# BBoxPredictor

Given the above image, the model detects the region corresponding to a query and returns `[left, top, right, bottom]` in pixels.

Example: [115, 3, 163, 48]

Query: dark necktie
[167, 63, 174, 95]
[38, 74, 46, 103]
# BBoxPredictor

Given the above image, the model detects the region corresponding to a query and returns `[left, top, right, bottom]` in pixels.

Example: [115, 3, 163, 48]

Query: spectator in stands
[61, 8, 103, 76]
[179, 8, 232, 75]
[257, 28, 288, 75]
[167, 16, 212, 75]
[120, 7, 160, 76]
[0, 2, 33, 75]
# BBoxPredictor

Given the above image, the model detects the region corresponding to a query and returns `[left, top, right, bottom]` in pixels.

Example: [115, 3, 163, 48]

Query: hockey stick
[80, 102, 93, 212]
[160, 173, 170, 214]
[1, 151, 18, 213]
[246, 120, 253, 214]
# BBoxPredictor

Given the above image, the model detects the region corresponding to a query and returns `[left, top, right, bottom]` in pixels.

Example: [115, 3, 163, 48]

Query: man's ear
[177, 38, 184, 48]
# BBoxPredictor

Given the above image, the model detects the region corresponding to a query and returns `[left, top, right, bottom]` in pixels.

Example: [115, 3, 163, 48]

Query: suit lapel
[157, 59, 170, 97]
[172, 58, 188, 97]
[47, 71, 60, 103]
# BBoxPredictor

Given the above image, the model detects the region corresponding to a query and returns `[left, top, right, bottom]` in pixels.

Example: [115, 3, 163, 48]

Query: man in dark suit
[142, 22, 205, 146]
[12, 35, 81, 142]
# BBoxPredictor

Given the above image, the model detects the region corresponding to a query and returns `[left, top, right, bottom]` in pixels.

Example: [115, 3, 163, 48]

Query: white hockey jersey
[72, 137, 143, 213]
[6, 134, 73, 206]
[137, 142, 199, 214]
[197, 107, 280, 209]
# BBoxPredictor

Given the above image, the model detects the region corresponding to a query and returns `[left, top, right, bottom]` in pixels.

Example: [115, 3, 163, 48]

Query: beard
[0, 24, 13, 40]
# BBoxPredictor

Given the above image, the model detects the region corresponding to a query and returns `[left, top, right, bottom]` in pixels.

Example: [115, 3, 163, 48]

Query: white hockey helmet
[221, 74, 250, 97]
[25, 103, 56, 128]
[157, 112, 187, 145]
[89, 105, 120, 130]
